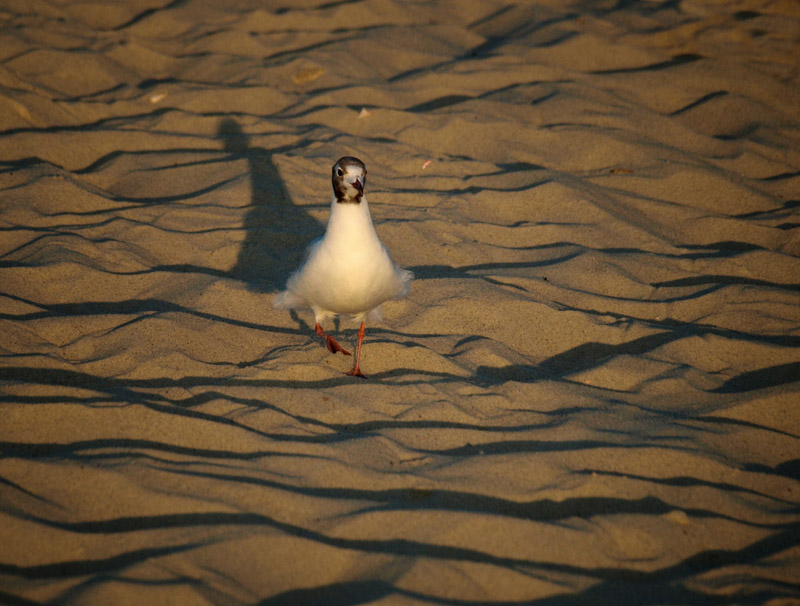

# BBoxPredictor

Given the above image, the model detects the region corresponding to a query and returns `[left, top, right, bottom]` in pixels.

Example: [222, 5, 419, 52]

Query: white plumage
[273, 156, 412, 377]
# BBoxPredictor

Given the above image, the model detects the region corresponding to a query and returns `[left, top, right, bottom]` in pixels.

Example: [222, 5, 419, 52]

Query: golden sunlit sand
[1, 1, 798, 604]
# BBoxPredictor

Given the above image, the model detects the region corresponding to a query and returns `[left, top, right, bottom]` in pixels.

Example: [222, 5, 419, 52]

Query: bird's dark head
[332, 156, 367, 204]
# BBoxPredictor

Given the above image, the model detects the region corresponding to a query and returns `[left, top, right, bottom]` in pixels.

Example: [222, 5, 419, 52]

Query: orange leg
[315, 323, 351, 356]
[346, 322, 367, 378]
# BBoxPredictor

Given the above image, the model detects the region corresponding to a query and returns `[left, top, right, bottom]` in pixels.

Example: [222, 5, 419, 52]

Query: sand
[1, 0, 799, 604]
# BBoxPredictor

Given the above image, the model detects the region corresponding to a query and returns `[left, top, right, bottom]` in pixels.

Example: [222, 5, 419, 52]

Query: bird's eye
[337, 168, 343, 177]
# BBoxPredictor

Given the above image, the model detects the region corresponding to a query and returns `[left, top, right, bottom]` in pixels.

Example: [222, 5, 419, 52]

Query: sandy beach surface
[1, 0, 799, 604]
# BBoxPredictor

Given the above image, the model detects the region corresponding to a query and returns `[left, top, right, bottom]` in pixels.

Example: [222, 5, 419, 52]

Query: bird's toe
[346, 368, 367, 379]
[326, 336, 351, 356]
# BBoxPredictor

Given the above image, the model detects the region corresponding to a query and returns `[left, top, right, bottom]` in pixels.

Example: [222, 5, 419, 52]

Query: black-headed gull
[274, 156, 412, 377]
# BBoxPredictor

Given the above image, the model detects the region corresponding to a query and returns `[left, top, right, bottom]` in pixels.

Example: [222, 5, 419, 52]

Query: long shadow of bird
[219, 118, 323, 292]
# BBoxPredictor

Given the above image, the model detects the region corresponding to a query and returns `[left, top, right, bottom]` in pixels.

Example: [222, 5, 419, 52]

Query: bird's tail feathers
[398, 268, 414, 297]
[366, 306, 384, 323]
[272, 290, 300, 310]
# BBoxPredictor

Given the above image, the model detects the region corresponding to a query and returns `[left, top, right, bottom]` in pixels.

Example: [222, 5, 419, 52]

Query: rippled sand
[1, 1, 799, 604]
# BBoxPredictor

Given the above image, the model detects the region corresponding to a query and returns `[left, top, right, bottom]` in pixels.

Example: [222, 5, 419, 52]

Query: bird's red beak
[353, 179, 363, 193]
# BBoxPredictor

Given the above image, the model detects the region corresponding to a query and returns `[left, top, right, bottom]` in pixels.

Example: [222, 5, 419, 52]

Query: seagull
[273, 156, 413, 377]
